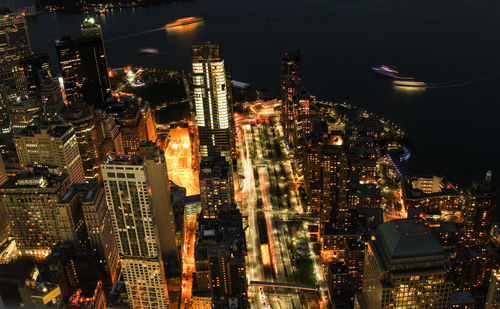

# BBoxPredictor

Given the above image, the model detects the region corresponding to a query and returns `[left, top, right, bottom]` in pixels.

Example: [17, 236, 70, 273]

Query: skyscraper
[0, 11, 32, 65]
[8, 95, 41, 134]
[58, 183, 120, 283]
[55, 36, 82, 105]
[102, 151, 176, 308]
[280, 50, 302, 148]
[485, 270, 500, 309]
[199, 155, 234, 218]
[0, 167, 72, 256]
[355, 217, 453, 309]
[13, 124, 86, 184]
[78, 18, 111, 108]
[0, 153, 8, 246]
[191, 43, 233, 160]
[462, 171, 497, 246]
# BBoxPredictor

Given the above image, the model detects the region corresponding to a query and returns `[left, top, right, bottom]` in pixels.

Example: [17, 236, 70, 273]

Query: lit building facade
[0, 168, 72, 255]
[280, 50, 302, 148]
[59, 183, 120, 283]
[9, 96, 41, 134]
[0, 11, 32, 65]
[485, 270, 500, 309]
[355, 218, 453, 309]
[55, 36, 82, 105]
[102, 152, 176, 308]
[191, 43, 232, 160]
[199, 155, 233, 218]
[13, 125, 85, 184]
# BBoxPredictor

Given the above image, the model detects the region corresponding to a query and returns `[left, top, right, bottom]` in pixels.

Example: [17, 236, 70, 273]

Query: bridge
[249, 281, 319, 291]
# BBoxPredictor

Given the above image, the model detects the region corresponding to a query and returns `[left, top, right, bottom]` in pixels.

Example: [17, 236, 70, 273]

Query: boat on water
[371, 65, 399, 78]
[393, 80, 427, 87]
[137, 48, 159, 54]
[165, 17, 204, 29]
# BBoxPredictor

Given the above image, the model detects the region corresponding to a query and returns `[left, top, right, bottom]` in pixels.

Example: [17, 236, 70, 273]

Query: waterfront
[26, 0, 500, 187]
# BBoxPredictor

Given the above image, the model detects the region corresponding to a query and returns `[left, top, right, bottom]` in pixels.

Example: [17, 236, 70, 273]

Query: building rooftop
[14, 124, 73, 139]
[377, 217, 445, 259]
[0, 167, 67, 190]
[102, 154, 144, 166]
[60, 183, 99, 204]
[449, 291, 475, 306]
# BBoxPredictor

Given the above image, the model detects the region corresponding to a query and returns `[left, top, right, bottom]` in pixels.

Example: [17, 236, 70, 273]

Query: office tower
[0, 167, 72, 256]
[78, 18, 111, 108]
[64, 104, 106, 183]
[139, 100, 157, 143]
[55, 36, 82, 105]
[40, 73, 65, 119]
[462, 171, 497, 246]
[280, 50, 302, 148]
[191, 43, 233, 160]
[19, 53, 50, 96]
[199, 155, 234, 219]
[355, 217, 453, 309]
[9, 95, 41, 134]
[0, 153, 8, 246]
[102, 151, 177, 308]
[452, 244, 499, 291]
[485, 270, 500, 309]
[13, 124, 85, 184]
[58, 183, 120, 283]
[194, 211, 247, 304]
[0, 11, 32, 65]
[98, 110, 125, 154]
[106, 98, 147, 154]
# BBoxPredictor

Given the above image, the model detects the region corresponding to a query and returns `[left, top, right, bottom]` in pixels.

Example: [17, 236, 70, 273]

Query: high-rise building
[40, 73, 65, 119]
[355, 217, 453, 309]
[485, 270, 500, 309]
[106, 98, 147, 154]
[199, 155, 234, 219]
[139, 100, 157, 143]
[78, 18, 111, 108]
[58, 183, 120, 283]
[98, 110, 124, 154]
[13, 124, 85, 184]
[9, 95, 41, 134]
[55, 18, 110, 108]
[18, 53, 51, 97]
[462, 171, 497, 246]
[0, 11, 32, 65]
[280, 50, 302, 148]
[194, 211, 247, 304]
[55, 36, 82, 105]
[101, 151, 177, 308]
[0, 167, 72, 256]
[64, 104, 106, 183]
[191, 43, 233, 160]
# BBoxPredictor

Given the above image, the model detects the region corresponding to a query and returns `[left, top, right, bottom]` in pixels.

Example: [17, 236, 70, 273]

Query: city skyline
[0, 2, 498, 309]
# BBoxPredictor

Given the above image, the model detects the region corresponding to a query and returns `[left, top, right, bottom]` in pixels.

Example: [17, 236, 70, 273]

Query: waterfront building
[102, 151, 176, 308]
[355, 217, 453, 309]
[191, 43, 233, 161]
[0, 167, 72, 256]
[58, 183, 120, 283]
[403, 175, 462, 214]
[199, 155, 234, 219]
[13, 124, 85, 184]
[462, 171, 497, 246]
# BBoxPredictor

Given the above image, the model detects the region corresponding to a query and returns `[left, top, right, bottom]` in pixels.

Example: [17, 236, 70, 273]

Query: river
[20, 0, 500, 188]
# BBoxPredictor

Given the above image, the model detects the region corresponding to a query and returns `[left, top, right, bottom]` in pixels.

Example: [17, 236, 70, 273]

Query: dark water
[25, 0, 500, 188]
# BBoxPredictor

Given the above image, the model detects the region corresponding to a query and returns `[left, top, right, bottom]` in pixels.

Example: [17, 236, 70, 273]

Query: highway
[237, 106, 309, 308]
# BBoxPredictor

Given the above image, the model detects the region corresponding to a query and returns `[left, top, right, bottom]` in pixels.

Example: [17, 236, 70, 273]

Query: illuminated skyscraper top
[191, 43, 231, 159]
[81, 17, 103, 40]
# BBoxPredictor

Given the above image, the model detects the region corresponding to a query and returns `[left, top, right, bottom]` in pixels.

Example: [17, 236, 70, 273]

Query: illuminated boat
[371, 65, 399, 78]
[165, 17, 204, 29]
[137, 48, 159, 54]
[393, 80, 427, 87]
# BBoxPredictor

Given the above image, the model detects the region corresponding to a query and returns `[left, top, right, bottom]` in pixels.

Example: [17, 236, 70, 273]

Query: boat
[165, 17, 204, 29]
[393, 80, 427, 87]
[371, 65, 399, 78]
[137, 48, 159, 54]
